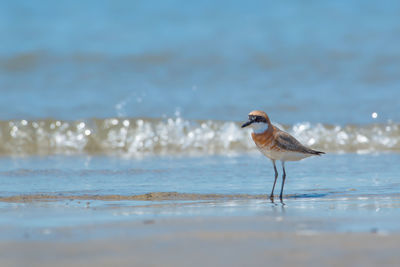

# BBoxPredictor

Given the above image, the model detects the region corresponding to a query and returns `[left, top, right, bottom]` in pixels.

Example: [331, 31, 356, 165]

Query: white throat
[252, 122, 269, 134]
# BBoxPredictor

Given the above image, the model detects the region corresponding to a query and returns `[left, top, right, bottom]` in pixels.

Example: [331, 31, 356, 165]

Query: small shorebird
[242, 110, 324, 200]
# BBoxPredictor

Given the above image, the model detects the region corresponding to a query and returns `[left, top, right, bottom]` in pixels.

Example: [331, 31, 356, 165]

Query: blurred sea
[1, 0, 400, 235]
[1, 0, 400, 123]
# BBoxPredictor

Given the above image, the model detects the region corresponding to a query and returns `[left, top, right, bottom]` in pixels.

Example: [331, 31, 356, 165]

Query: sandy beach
[1, 216, 399, 267]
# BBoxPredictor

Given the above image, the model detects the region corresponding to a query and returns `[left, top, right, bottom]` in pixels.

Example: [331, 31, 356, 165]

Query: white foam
[0, 118, 400, 156]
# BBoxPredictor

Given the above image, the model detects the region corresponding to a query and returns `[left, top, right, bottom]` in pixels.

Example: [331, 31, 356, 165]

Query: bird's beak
[241, 119, 254, 128]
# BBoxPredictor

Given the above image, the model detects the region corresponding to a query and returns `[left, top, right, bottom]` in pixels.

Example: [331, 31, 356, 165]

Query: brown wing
[274, 129, 324, 155]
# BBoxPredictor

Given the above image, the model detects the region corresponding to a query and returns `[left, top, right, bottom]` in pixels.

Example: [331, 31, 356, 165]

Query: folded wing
[274, 130, 325, 155]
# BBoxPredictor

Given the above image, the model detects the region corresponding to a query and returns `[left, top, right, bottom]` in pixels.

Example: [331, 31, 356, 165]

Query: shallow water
[0, 154, 399, 239]
[1, 154, 399, 196]
[1, 0, 400, 241]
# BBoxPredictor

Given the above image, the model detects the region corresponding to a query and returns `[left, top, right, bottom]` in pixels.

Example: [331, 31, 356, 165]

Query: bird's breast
[251, 131, 274, 150]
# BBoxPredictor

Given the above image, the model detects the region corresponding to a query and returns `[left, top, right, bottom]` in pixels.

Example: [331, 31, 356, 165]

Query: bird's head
[241, 110, 271, 131]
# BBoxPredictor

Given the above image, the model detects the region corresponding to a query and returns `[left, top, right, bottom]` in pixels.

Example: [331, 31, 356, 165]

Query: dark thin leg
[279, 161, 286, 200]
[270, 160, 278, 199]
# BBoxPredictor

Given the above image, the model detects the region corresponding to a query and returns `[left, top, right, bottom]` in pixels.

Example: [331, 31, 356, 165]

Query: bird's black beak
[241, 119, 254, 128]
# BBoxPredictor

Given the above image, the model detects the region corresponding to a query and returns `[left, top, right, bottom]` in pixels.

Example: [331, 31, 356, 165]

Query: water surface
[1, 0, 400, 123]
[1, 0, 400, 240]
[0, 154, 399, 240]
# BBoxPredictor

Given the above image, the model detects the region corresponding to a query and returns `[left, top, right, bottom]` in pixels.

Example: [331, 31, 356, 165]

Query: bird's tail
[310, 149, 325, 156]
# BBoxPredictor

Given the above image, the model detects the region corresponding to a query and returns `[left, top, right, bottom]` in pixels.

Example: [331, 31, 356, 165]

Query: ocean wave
[0, 117, 399, 156]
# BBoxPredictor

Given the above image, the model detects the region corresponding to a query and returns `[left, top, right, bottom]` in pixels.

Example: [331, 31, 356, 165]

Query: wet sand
[0, 192, 266, 202]
[1, 216, 399, 267]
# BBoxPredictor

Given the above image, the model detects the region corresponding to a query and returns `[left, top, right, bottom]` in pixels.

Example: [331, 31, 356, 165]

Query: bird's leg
[270, 160, 278, 199]
[279, 161, 286, 200]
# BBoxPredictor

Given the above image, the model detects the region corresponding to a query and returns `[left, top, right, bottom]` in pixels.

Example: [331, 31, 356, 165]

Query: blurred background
[2, 0, 400, 124]
[2, 2, 400, 256]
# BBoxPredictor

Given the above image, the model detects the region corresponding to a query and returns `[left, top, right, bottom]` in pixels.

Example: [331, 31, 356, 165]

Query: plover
[241, 110, 324, 200]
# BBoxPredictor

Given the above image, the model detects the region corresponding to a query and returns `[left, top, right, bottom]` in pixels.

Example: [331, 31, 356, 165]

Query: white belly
[258, 147, 311, 161]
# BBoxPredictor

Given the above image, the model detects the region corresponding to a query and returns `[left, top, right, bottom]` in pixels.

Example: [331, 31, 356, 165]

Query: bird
[241, 110, 324, 200]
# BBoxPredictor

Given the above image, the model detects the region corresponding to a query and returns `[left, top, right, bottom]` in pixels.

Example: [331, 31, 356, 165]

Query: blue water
[1, 1, 400, 238]
[0, 154, 398, 197]
[0, 154, 400, 239]
[1, 0, 400, 123]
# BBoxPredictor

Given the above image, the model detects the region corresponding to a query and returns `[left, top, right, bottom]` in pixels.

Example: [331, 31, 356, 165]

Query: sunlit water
[1, 118, 400, 156]
[1, 0, 400, 239]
